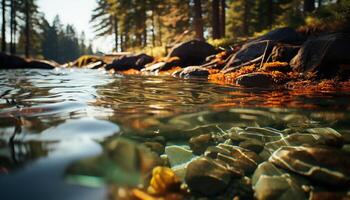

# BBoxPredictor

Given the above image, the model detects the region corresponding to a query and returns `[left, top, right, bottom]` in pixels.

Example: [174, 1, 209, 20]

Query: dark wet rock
[239, 139, 264, 154]
[223, 28, 304, 70]
[0, 53, 56, 69]
[255, 27, 305, 44]
[189, 134, 216, 155]
[271, 44, 301, 63]
[306, 127, 343, 148]
[175, 66, 210, 78]
[0, 52, 27, 69]
[26, 60, 57, 69]
[167, 40, 217, 68]
[205, 143, 261, 174]
[309, 190, 350, 200]
[143, 141, 165, 155]
[253, 162, 308, 200]
[185, 157, 231, 196]
[224, 40, 276, 69]
[105, 53, 154, 71]
[236, 73, 274, 87]
[290, 33, 350, 77]
[269, 146, 350, 186]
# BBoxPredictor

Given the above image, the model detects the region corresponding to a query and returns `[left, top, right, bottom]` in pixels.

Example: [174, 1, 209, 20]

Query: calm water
[0, 69, 349, 200]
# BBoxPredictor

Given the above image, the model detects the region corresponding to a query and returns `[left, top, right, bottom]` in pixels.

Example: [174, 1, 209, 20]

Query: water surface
[0, 69, 349, 199]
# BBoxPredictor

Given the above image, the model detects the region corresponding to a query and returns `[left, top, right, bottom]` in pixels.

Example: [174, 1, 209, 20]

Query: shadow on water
[0, 69, 349, 199]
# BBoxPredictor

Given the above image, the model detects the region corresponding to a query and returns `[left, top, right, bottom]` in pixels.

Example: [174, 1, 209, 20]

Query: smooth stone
[143, 141, 165, 155]
[306, 127, 343, 147]
[185, 157, 231, 196]
[290, 33, 350, 77]
[309, 190, 350, 200]
[177, 66, 210, 78]
[269, 146, 350, 186]
[264, 132, 342, 154]
[189, 134, 215, 155]
[253, 162, 307, 200]
[167, 40, 217, 67]
[254, 176, 305, 200]
[236, 73, 274, 88]
[205, 144, 260, 174]
[165, 146, 195, 167]
[239, 139, 264, 153]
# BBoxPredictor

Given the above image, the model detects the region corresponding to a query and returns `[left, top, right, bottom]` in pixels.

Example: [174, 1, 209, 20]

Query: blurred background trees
[0, 0, 93, 63]
[1, 0, 349, 60]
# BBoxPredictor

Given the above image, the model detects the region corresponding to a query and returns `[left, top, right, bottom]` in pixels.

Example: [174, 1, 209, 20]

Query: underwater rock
[167, 40, 217, 68]
[239, 139, 265, 154]
[306, 127, 343, 147]
[105, 53, 154, 71]
[143, 141, 165, 155]
[269, 146, 350, 186]
[205, 143, 261, 174]
[234, 127, 284, 143]
[309, 190, 350, 200]
[189, 134, 216, 155]
[290, 33, 350, 77]
[185, 157, 231, 196]
[236, 73, 274, 87]
[165, 146, 195, 167]
[264, 131, 343, 154]
[252, 162, 307, 200]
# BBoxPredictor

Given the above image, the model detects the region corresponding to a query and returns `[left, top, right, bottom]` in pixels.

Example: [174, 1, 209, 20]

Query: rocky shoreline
[1, 27, 350, 89]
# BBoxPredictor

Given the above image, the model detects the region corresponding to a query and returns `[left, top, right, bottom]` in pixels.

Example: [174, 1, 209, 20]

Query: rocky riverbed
[66, 109, 350, 200]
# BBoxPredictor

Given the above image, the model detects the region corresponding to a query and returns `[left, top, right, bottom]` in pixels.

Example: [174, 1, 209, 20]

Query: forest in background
[1, 0, 350, 63]
[0, 0, 93, 63]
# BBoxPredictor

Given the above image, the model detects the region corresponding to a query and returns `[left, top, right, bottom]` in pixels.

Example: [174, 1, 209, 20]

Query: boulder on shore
[290, 33, 350, 77]
[0, 53, 56, 69]
[223, 27, 304, 71]
[105, 53, 154, 71]
[167, 40, 218, 69]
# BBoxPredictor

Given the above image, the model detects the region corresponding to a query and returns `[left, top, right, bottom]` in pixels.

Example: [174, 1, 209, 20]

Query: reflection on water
[0, 69, 350, 200]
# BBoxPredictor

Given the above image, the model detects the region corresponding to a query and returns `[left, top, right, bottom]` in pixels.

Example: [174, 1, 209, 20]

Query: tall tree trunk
[219, 0, 226, 38]
[304, 0, 315, 13]
[151, 10, 155, 47]
[266, 0, 273, 28]
[212, 0, 220, 39]
[113, 15, 118, 52]
[157, 15, 162, 46]
[10, 0, 16, 54]
[318, 0, 322, 7]
[1, 0, 6, 52]
[243, 0, 250, 35]
[194, 0, 204, 41]
[25, 0, 30, 58]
